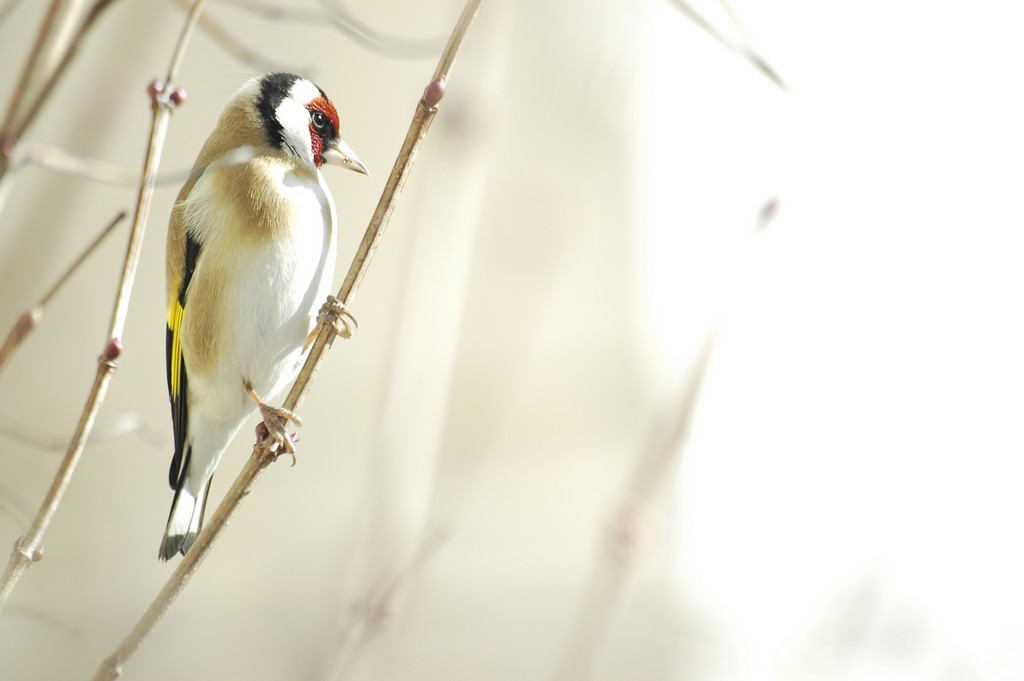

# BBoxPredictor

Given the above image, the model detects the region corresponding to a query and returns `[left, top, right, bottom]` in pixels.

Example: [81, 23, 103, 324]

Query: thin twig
[327, 528, 450, 680]
[666, 0, 786, 90]
[8, 142, 255, 187]
[0, 0, 62, 214]
[0, 411, 164, 452]
[214, 0, 444, 57]
[88, 1, 484, 677]
[0, 0, 206, 615]
[550, 334, 717, 681]
[170, 0, 311, 72]
[0, 0, 28, 29]
[39, 212, 125, 306]
[0, 0, 121, 219]
[3, 602, 80, 639]
[3, 0, 120, 147]
[550, 201, 774, 681]
[15, 0, 121, 140]
[320, 0, 445, 57]
[0, 0, 62, 144]
[6, 143, 140, 185]
[0, 211, 125, 375]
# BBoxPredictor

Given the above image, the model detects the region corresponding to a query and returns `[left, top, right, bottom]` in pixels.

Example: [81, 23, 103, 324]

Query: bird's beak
[323, 138, 369, 176]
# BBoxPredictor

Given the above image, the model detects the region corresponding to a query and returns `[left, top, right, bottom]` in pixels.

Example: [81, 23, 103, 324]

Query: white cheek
[275, 97, 313, 166]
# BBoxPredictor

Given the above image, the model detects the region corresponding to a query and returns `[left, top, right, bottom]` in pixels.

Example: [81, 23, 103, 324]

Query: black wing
[166, 232, 201, 490]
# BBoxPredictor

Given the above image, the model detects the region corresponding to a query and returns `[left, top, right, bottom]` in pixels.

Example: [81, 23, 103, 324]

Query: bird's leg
[244, 381, 301, 461]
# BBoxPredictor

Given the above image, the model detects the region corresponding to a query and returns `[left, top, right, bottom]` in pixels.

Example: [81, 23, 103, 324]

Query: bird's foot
[316, 295, 358, 340]
[246, 383, 301, 464]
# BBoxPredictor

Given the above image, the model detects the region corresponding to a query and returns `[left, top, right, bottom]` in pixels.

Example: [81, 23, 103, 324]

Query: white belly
[232, 230, 332, 395]
[183, 166, 337, 426]
[231, 177, 336, 399]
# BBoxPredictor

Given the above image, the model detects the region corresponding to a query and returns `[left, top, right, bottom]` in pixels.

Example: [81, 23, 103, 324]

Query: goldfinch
[161, 73, 368, 560]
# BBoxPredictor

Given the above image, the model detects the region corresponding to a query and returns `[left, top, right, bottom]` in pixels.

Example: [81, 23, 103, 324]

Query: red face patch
[306, 96, 341, 167]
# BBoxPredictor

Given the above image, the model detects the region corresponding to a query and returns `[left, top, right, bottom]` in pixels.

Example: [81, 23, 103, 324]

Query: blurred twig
[0, 0, 120, 167]
[666, 0, 786, 90]
[0, 211, 125, 375]
[550, 333, 717, 681]
[326, 528, 449, 681]
[0, 0, 121, 218]
[170, 0, 311, 72]
[88, 1, 484, 678]
[7, 144, 139, 185]
[3, 603, 81, 639]
[0, 0, 63, 144]
[0, 0, 27, 26]
[0, 412, 164, 451]
[0, 0, 205, 615]
[7, 141, 255, 187]
[551, 199, 775, 681]
[13, 0, 121, 138]
[757, 196, 780, 233]
[213, 0, 445, 57]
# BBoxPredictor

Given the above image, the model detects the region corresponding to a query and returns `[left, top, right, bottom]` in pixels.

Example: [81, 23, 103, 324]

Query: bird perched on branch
[161, 73, 368, 560]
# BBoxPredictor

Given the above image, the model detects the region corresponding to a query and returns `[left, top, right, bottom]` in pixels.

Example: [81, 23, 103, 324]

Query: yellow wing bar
[168, 300, 185, 400]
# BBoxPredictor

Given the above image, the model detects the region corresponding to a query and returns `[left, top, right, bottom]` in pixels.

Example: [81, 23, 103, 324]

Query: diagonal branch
[0, 0, 207, 615]
[170, 0, 312, 73]
[0, 0, 63, 145]
[8, 141, 255, 187]
[0, 0, 121, 154]
[326, 528, 450, 680]
[666, 0, 786, 90]
[0, 0, 28, 26]
[12, 0, 122, 143]
[550, 333, 717, 681]
[213, 0, 444, 58]
[0, 0, 122, 223]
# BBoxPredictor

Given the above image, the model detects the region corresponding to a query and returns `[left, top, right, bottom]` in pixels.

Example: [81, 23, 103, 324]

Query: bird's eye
[311, 110, 327, 132]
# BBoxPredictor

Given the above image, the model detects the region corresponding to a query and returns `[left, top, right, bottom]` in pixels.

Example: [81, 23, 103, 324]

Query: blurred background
[1, 0, 1024, 679]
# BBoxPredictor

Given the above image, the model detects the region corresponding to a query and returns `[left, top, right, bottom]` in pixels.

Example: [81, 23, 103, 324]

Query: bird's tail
[159, 477, 211, 561]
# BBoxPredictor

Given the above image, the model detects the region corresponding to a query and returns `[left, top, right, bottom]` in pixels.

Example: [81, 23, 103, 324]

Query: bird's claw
[247, 383, 301, 463]
[259, 402, 301, 457]
[317, 295, 358, 340]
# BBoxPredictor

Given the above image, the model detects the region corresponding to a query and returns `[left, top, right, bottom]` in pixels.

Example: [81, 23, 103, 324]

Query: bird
[160, 72, 368, 560]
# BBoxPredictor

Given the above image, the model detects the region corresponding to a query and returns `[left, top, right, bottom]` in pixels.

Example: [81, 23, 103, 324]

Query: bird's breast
[182, 159, 338, 399]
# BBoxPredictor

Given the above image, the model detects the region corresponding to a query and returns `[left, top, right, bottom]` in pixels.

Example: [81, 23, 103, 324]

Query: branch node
[422, 76, 447, 108]
[100, 338, 123, 367]
[146, 79, 165, 102]
[169, 87, 187, 107]
[147, 79, 187, 111]
[607, 500, 657, 563]
[99, 654, 123, 680]
[12, 537, 43, 563]
[16, 308, 41, 337]
[317, 295, 358, 340]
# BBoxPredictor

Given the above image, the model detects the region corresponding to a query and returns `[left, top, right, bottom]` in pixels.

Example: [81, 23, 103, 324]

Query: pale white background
[1, 1, 1023, 680]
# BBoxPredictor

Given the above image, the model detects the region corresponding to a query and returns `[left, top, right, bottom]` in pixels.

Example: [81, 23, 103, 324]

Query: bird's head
[251, 72, 368, 176]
